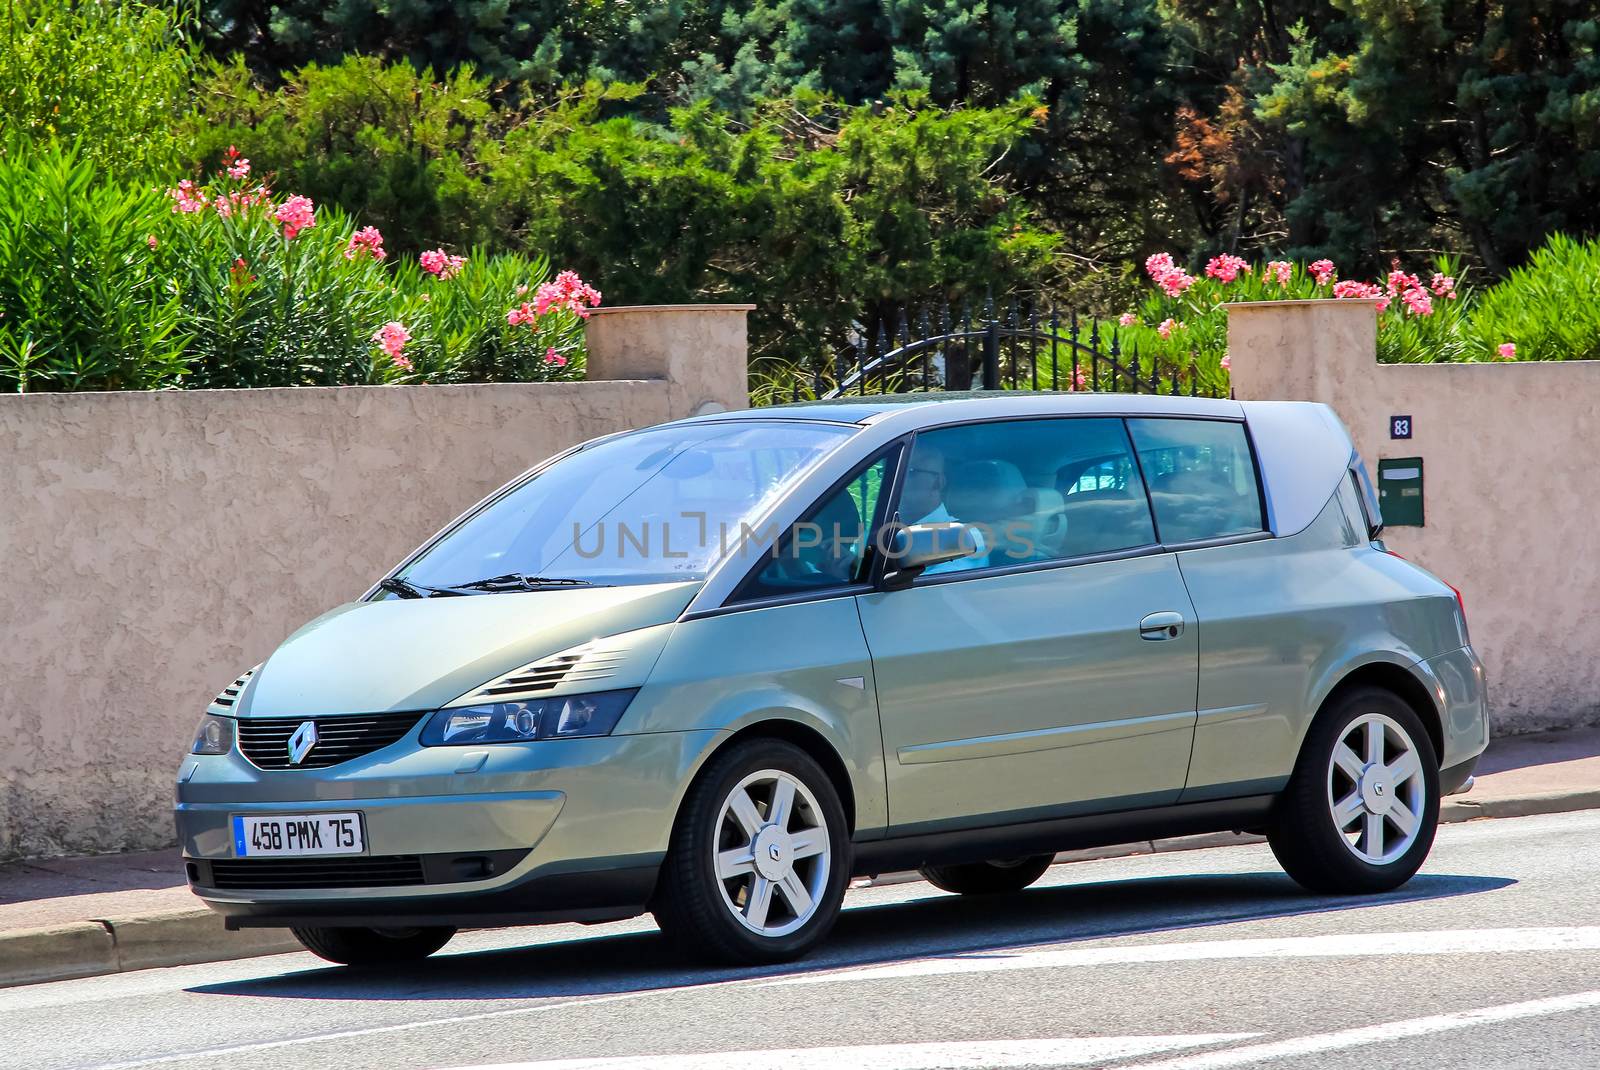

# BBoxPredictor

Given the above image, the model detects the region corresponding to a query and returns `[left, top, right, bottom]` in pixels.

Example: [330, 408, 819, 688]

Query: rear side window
[1127, 419, 1265, 544]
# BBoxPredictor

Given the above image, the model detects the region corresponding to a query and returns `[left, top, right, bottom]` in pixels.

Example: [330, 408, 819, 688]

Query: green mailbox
[1377, 457, 1424, 526]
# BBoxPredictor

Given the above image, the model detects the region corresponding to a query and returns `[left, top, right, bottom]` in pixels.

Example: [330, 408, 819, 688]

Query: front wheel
[918, 854, 1054, 895]
[653, 739, 850, 965]
[1268, 687, 1440, 894]
[290, 925, 456, 966]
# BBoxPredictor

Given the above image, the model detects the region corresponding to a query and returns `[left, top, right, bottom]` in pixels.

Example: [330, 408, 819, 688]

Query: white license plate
[232, 812, 364, 857]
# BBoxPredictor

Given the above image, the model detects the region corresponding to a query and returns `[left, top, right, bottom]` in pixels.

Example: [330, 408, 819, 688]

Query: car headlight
[191, 714, 236, 755]
[420, 689, 638, 746]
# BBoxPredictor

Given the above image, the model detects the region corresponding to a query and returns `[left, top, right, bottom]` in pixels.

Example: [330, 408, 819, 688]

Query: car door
[1121, 417, 1350, 803]
[854, 416, 1200, 835]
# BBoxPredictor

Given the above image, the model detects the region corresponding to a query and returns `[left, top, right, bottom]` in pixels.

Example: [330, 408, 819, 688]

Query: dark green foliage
[192, 63, 1059, 370]
[200, 1, 692, 86]
[185, 56, 495, 258]
[0, 148, 187, 391]
[0, 0, 196, 176]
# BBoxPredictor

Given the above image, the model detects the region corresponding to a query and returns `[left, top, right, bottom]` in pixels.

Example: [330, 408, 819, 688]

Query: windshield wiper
[378, 577, 464, 599]
[447, 574, 613, 593]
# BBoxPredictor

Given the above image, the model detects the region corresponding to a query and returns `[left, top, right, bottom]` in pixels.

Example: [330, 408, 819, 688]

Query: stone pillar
[1224, 298, 1383, 412]
[584, 304, 754, 417]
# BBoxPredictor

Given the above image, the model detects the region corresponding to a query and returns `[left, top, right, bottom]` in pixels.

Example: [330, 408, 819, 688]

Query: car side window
[895, 417, 1157, 572]
[737, 451, 893, 599]
[1127, 418, 1265, 544]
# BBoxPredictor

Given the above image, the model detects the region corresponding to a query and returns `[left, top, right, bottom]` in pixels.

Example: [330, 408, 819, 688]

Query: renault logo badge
[287, 721, 319, 765]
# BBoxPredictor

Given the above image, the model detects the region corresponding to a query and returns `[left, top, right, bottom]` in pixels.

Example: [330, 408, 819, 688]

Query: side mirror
[880, 521, 981, 590]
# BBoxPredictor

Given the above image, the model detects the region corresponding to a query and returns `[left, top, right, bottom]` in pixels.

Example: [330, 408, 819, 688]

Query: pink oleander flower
[1220, 354, 1232, 371]
[146, 234, 158, 250]
[1309, 259, 1336, 285]
[1156, 269, 1195, 298]
[167, 179, 208, 214]
[533, 270, 603, 318]
[1497, 342, 1516, 360]
[507, 302, 535, 326]
[516, 284, 529, 296]
[274, 195, 315, 239]
[229, 257, 255, 284]
[1264, 260, 1293, 287]
[1144, 252, 1175, 280]
[371, 321, 411, 365]
[544, 347, 568, 367]
[1157, 318, 1183, 339]
[1072, 369, 1087, 391]
[1430, 272, 1456, 298]
[1118, 312, 1137, 327]
[1333, 280, 1391, 311]
[1333, 280, 1379, 299]
[1401, 286, 1433, 316]
[419, 249, 467, 279]
[345, 226, 386, 261]
[1385, 268, 1420, 296]
[1204, 254, 1249, 283]
[223, 146, 250, 180]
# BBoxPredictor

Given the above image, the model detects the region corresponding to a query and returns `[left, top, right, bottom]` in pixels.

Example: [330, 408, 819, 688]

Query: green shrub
[154, 156, 593, 388]
[188, 59, 1059, 370]
[0, 0, 196, 177]
[1104, 251, 1476, 391]
[1462, 235, 1600, 362]
[0, 146, 187, 392]
[186, 56, 495, 259]
[0, 145, 592, 392]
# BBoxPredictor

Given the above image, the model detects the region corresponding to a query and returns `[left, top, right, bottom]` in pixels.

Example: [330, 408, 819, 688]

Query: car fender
[1299, 645, 1448, 754]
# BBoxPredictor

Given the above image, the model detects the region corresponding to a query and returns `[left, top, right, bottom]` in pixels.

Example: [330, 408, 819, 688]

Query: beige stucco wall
[1228, 299, 1600, 735]
[1, 306, 749, 861]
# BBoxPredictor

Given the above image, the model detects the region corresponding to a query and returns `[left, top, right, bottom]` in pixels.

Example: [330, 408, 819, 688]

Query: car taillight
[1381, 546, 1468, 626]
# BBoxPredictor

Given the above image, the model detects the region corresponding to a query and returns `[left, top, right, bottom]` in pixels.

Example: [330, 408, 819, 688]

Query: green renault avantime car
[177, 393, 1487, 967]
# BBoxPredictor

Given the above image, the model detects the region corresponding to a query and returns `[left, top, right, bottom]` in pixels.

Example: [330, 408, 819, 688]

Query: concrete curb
[5, 787, 1599, 990]
[0, 909, 301, 990]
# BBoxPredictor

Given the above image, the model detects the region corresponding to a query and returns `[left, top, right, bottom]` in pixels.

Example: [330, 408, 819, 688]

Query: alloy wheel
[713, 769, 832, 938]
[1325, 712, 1427, 865]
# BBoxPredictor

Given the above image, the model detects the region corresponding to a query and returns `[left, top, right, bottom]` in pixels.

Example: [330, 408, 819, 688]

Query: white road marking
[1115, 989, 1600, 1069]
[433, 1034, 1262, 1070]
[764, 926, 1600, 986]
[82, 989, 708, 1070]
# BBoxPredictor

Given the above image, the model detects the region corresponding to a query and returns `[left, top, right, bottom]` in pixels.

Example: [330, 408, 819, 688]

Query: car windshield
[395, 420, 856, 591]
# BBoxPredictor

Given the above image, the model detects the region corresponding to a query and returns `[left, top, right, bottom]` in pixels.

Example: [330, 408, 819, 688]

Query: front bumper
[175, 727, 722, 927]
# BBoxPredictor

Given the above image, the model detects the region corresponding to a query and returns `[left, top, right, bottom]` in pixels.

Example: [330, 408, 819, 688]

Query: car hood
[238, 582, 700, 717]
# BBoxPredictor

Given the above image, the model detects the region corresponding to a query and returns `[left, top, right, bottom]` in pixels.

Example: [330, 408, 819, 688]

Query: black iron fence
[777, 294, 1226, 402]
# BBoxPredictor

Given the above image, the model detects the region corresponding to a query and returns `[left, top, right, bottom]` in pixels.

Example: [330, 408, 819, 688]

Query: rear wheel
[290, 925, 456, 966]
[653, 739, 849, 965]
[918, 854, 1054, 895]
[1268, 687, 1439, 894]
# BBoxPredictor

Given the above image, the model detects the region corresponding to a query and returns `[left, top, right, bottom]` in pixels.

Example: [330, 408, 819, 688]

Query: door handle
[1139, 611, 1186, 641]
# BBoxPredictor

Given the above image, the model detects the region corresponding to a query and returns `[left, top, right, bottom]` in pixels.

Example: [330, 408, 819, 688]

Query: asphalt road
[7, 809, 1600, 1070]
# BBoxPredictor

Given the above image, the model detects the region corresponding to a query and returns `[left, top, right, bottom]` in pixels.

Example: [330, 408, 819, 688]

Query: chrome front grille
[236, 712, 424, 770]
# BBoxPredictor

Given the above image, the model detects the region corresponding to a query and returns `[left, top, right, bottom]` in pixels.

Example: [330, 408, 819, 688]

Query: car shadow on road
[188, 869, 1514, 1004]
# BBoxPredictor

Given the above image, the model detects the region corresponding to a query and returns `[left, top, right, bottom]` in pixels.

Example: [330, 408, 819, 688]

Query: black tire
[1268, 686, 1440, 895]
[290, 925, 456, 966]
[652, 738, 850, 965]
[918, 854, 1055, 895]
